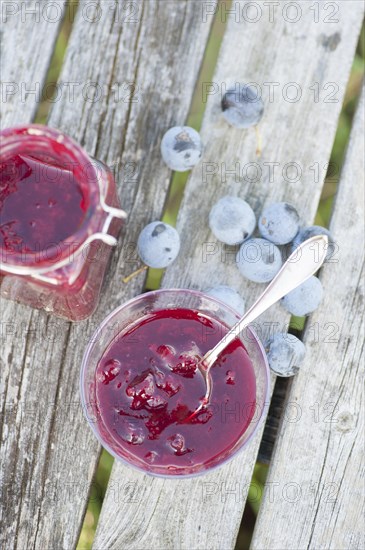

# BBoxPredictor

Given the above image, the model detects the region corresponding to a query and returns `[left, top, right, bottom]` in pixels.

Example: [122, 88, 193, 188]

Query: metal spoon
[187, 235, 328, 421]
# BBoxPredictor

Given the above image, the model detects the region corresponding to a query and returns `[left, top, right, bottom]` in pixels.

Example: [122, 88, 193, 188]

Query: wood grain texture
[251, 85, 365, 550]
[0, 1, 215, 548]
[93, 2, 363, 549]
[0, 0, 67, 127]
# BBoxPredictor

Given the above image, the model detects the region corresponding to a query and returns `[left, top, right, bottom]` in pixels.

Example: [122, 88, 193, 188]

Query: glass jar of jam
[0, 125, 126, 321]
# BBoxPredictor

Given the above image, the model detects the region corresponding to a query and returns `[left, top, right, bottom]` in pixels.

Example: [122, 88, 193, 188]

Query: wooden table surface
[1, 1, 364, 549]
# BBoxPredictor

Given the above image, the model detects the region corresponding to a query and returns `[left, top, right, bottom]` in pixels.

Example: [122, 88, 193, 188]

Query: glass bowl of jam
[0, 124, 126, 321]
[80, 289, 270, 477]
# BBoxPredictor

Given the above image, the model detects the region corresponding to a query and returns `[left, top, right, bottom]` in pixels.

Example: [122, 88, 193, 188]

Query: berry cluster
[208, 197, 328, 315]
[207, 197, 331, 376]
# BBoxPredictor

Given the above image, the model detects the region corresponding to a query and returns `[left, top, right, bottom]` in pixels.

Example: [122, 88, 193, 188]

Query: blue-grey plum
[236, 238, 282, 283]
[161, 126, 203, 172]
[265, 333, 306, 377]
[221, 84, 264, 128]
[204, 285, 245, 315]
[281, 275, 323, 316]
[292, 225, 335, 261]
[209, 196, 256, 245]
[137, 222, 180, 268]
[259, 202, 300, 245]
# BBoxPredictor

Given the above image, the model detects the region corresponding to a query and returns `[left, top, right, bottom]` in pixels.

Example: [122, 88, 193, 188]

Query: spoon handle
[205, 235, 328, 367]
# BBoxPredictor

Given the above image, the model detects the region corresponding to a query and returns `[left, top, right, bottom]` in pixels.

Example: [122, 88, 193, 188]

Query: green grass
[77, 450, 113, 549]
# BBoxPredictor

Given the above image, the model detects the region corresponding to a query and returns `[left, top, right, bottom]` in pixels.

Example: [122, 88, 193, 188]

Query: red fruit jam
[0, 155, 87, 254]
[95, 308, 256, 475]
[0, 125, 125, 321]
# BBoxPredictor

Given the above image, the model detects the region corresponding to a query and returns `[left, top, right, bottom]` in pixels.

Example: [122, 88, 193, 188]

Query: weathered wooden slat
[93, 2, 363, 549]
[0, 0, 67, 127]
[0, 1, 215, 548]
[251, 85, 365, 550]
